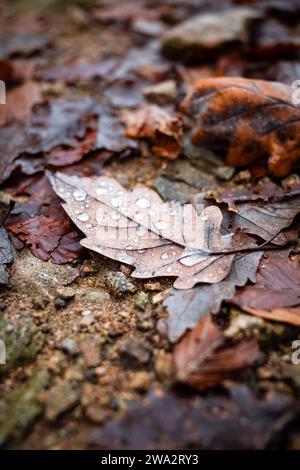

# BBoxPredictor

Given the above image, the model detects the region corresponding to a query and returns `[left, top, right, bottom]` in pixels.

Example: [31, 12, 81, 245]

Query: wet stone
[58, 338, 80, 357]
[54, 297, 68, 309]
[215, 166, 235, 181]
[154, 176, 198, 203]
[143, 80, 177, 106]
[166, 159, 216, 190]
[134, 292, 149, 311]
[45, 379, 82, 422]
[0, 316, 45, 376]
[0, 369, 49, 447]
[10, 251, 79, 306]
[137, 318, 155, 332]
[85, 404, 110, 424]
[80, 338, 101, 368]
[104, 271, 136, 297]
[127, 371, 152, 391]
[57, 286, 110, 306]
[161, 8, 261, 60]
[154, 351, 174, 384]
[118, 335, 151, 366]
[108, 320, 127, 337]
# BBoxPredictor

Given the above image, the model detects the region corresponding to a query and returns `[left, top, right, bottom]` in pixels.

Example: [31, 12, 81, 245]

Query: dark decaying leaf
[5, 175, 85, 264]
[161, 250, 262, 342]
[182, 77, 300, 177]
[0, 97, 97, 184]
[87, 386, 294, 450]
[0, 81, 42, 126]
[234, 255, 300, 325]
[96, 108, 138, 153]
[174, 314, 261, 390]
[210, 180, 286, 212]
[45, 126, 97, 167]
[49, 172, 251, 290]
[229, 197, 300, 245]
[0, 33, 51, 58]
[93, 2, 160, 25]
[0, 205, 14, 284]
[122, 103, 183, 159]
[7, 211, 84, 264]
[42, 58, 118, 84]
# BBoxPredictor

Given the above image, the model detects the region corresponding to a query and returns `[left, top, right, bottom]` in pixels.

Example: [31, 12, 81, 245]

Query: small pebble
[134, 292, 149, 311]
[59, 338, 80, 357]
[82, 309, 92, 317]
[55, 297, 68, 309]
[104, 271, 136, 297]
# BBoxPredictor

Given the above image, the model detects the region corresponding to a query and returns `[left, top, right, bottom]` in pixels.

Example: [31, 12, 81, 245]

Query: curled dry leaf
[122, 103, 183, 159]
[49, 172, 243, 290]
[234, 256, 300, 325]
[182, 77, 300, 177]
[174, 315, 261, 390]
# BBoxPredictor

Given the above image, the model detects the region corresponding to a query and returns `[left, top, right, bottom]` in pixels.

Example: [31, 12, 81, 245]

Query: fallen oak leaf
[7, 212, 84, 264]
[208, 180, 286, 212]
[182, 77, 300, 177]
[49, 171, 241, 289]
[45, 118, 98, 167]
[233, 256, 300, 325]
[227, 197, 300, 245]
[96, 108, 138, 153]
[174, 315, 261, 390]
[0, 202, 14, 284]
[42, 58, 118, 84]
[239, 306, 300, 326]
[0, 97, 97, 184]
[203, 186, 300, 246]
[161, 250, 263, 342]
[122, 103, 183, 159]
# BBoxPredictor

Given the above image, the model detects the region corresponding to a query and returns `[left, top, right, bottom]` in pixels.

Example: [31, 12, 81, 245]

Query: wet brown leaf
[49, 172, 241, 290]
[234, 256, 300, 325]
[96, 108, 138, 153]
[42, 58, 118, 84]
[0, 205, 14, 284]
[0, 97, 97, 184]
[7, 212, 84, 264]
[174, 314, 261, 390]
[46, 126, 97, 167]
[87, 385, 294, 450]
[182, 77, 300, 176]
[210, 180, 286, 212]
[122, 103, 183, 159]
[0, 81, 42, 126]
[229, 197, 300, 244]
[162, 250, 262, 341]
